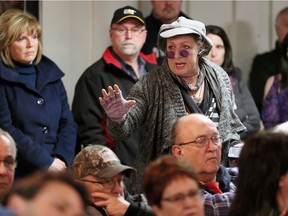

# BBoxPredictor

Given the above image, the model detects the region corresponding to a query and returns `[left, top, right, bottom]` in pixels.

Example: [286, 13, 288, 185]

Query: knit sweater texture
[108, 58, 245, 193]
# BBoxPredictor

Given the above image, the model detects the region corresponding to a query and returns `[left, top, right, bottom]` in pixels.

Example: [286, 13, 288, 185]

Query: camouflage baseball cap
[72, 145, 136, 178]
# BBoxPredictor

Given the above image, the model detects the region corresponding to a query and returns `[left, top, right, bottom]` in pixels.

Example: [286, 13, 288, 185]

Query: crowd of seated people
[0, 3, 288, 216]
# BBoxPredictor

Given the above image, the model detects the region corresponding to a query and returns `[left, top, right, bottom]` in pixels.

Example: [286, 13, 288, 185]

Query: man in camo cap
[72, 145, 154, 216]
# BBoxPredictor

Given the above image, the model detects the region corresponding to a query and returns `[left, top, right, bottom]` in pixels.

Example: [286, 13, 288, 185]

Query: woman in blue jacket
[0, 9, 77, 177]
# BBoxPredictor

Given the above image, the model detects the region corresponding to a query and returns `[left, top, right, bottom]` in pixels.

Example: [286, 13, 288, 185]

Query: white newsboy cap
[157, 16, 212, 56]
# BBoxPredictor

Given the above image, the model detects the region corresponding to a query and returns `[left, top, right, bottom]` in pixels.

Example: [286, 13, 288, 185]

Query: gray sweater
[108, 58, 245, 193]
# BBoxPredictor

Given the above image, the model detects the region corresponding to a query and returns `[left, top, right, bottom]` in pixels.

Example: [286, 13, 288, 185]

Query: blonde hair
[0, 9, 42, 68]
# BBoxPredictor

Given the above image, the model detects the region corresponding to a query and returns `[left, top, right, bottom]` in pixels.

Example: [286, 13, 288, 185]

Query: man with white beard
[72, 6, 157, 168]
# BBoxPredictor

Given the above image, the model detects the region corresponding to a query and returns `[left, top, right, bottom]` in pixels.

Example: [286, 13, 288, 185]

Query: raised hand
[99, 84, 136, 122]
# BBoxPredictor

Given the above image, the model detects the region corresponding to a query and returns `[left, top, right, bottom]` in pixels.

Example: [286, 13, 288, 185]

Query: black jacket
[72, 47, 157, 166]
[141, 11, 190, 64]
[249, 41, 282, 113]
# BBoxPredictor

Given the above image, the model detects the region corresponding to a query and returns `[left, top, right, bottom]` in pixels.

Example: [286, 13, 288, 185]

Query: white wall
[41, 1, 288, 105]
[41, 1, 139, 104]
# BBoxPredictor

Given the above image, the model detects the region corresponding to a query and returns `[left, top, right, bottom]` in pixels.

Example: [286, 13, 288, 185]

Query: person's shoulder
[139, 52, 158, 65]
[253, 48, 277, 61]
[232, 67, 242, 81]
[40, 55, 58, 66]
[144, 12, 154, 22]
[77, 58, 105, 81]
[204, 58, 226, 75]
[38, 55, 64, 76]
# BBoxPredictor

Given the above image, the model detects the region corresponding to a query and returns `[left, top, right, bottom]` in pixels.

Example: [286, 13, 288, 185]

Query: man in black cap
[72, 145, 155, 216]
[72, 6, 157, 167]
[141, 0, 191, 64]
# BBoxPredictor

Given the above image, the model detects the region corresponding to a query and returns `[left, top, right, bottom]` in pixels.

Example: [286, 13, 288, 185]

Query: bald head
[171, 114, 221, 183]
[171, 114, 218, 146]
[0, 129, 17, 159]
[0, 129, 17, 199]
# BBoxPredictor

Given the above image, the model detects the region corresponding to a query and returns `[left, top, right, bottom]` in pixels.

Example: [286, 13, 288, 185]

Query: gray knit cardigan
[108, 58, 245, 193]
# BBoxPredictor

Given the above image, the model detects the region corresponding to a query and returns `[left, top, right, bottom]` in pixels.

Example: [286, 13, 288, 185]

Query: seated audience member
[143, 155, 204, 216]
[2, 171, 88, 216]
[229, 131, 288, 216]
[262, 34, 288, 129]
[206, 25, 260, 139]
[249, 7, 288, 114]
[72, 5, 157, 167]
[171, 114, 235, 216]
[0, 129, 17, 202]
[141, 0, 191, 64]
[273, 121, 288, 134]
[72, 145, 155, 216]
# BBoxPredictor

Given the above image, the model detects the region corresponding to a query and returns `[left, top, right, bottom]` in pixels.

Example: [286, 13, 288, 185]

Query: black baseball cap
[111, 5, 145, 26]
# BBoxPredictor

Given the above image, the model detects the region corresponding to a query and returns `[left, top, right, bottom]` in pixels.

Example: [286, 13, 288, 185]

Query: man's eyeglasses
[176, 136, 222, 148]
[80, 176, 125, 189]
[162, 189, 202, 203]
[110, 27, 146, 36]
[0, 157, 16, 171]
[166, 49, 190, 59]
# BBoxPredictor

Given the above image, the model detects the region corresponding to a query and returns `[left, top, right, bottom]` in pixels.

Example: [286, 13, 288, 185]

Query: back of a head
[3, 170, 88, 207]
[229, 131, 288, 215]
[143, 155, 199, 207]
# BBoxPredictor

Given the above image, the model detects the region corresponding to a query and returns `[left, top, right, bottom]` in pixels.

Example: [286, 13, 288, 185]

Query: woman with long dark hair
[206, 25, 260, 139]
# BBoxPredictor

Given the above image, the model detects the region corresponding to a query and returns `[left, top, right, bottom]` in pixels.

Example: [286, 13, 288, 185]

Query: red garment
[205, 182, 223, 194]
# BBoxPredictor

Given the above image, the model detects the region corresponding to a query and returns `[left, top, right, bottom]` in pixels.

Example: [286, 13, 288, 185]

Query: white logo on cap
[99, 149, 119, 163]
[124, 9, 136, 15]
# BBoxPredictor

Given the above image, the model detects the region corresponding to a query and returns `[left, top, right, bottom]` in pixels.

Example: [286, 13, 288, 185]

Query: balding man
[0, 128, 17, 201]
[171, 114, 236, 216]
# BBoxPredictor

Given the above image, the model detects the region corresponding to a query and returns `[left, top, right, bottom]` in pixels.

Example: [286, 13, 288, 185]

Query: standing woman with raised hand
[100, 17, 245, 193]
[0, 9, 77, 177]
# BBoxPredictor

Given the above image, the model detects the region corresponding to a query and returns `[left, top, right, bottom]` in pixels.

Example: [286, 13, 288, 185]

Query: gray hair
[0, 128, 17, 159]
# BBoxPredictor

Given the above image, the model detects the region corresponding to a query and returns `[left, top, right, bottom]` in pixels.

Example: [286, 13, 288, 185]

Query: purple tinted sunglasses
[166, 50, 190, 59]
